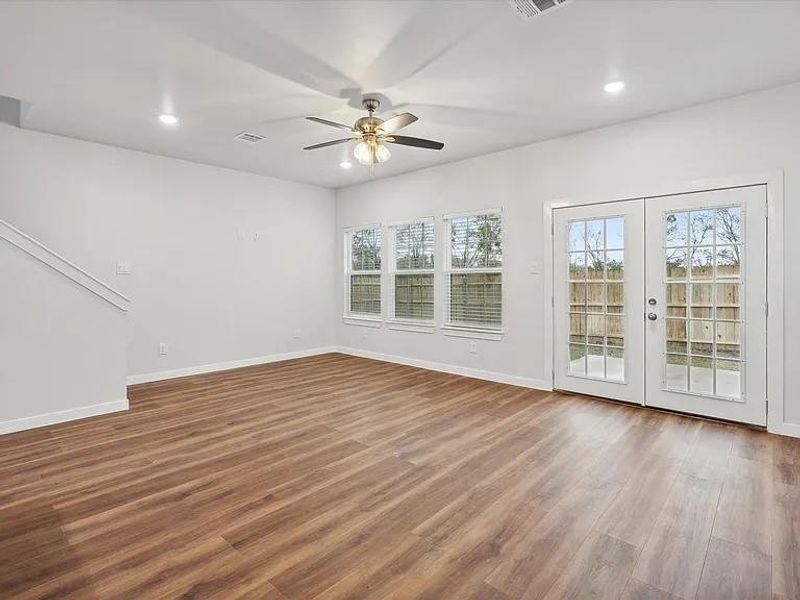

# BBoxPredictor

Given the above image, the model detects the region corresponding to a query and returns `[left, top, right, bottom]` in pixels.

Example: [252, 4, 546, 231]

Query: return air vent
[508, 0, 570, 20]
[235, 131, 266, 144]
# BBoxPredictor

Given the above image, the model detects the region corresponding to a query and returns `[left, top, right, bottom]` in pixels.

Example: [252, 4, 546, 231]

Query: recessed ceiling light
[158, 114, 179, 126]
[339, 161, 352, 169]
[604, 81, 626, 94]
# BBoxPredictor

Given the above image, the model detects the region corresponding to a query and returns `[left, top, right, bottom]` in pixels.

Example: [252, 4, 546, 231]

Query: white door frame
[542, 170, 791, 437]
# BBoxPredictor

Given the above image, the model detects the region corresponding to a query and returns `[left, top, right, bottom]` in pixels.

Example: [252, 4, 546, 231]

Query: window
[346, 226, 382, 317]
[390, 220, 435, 322]
[445, 211, 502, 329]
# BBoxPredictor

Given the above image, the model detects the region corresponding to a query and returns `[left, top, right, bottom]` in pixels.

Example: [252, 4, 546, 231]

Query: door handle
[647, 312, 658, 321]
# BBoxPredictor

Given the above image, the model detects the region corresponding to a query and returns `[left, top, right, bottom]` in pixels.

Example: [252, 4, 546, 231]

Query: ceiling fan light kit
[304, 98, 444, 167]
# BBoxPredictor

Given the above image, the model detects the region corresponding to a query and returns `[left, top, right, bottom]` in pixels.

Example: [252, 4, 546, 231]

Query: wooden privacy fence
[570, 278, 741, 356]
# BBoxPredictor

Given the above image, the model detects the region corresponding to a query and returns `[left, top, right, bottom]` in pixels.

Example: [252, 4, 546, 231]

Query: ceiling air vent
[508, 0, 570, 20]
[235, 132, 266, 144]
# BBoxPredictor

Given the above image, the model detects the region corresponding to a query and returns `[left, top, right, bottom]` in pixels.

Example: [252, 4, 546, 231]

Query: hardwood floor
[1, 352, 798, 599]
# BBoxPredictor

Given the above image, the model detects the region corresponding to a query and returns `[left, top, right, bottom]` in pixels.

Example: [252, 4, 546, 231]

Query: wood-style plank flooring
[1, 353, 798, 599]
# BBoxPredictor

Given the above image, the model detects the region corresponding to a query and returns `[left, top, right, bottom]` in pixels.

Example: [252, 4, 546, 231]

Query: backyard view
[449, 213, 502, 327]
[567, 206, 743, 399]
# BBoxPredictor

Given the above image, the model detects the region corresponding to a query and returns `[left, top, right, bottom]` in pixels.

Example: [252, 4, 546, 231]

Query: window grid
[662, 206, 744, 401]
[346, 227, 382, 317]
[567, 216, 625, 383]
[390, 221, 435, 322]
[445, 212, 502, 329]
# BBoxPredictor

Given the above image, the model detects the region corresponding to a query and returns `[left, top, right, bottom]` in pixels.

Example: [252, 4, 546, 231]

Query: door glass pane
[587, 283, 605, 313]
[690, 356, 714, 394]
[666, 318, 687, 354]
[587, 253, 605, 280]
[587, 346, 605, 378]
[606, 347, 624, 381]
[570, 283, 587, 312]
[569, 222, 586, 252]
[666, 354, 688, 391]
[716, 360, 741, 398]
[606, 218, 624, 250]
[606, 315, 624, 347]
[665, 212, 689, 247]
[569, 344, 586, 376]
[606, 283, 624, 314]
[570, 313, 586, 343]
[666, 248, 688, 279]
[569, 252, 586, 280]
[690, 283, 713, 318]
[690, 210, 715, 245]
[606, 251, 624, 280]
[715, 246, 740, 278]
[663, 207, 744, 401]
[691, 248, 714, 279]
[566, 216, 625, 382]
[716, 283, 740, 320]
[666, 283, 687, 317]
[716, 207, 742, 244]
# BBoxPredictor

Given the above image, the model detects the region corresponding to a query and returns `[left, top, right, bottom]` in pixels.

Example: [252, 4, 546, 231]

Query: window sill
[386, 320, 436, 334]
[442, 325, 504, 341]
[342, 315, 383, 328]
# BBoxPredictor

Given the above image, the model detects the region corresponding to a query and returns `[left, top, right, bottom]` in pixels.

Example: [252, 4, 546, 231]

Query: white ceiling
[1, 0, 800, 189]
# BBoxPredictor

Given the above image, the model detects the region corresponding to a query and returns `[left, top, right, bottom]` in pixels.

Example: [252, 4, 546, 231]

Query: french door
[553, 186, 767, 426]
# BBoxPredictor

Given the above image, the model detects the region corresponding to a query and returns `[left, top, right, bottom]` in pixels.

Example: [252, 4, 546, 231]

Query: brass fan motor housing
[354, 115, 384, 135]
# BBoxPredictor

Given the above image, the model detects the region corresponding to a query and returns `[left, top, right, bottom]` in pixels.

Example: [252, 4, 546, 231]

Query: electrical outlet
[116, 262, 131, 275]
[361, 329, 368, 340]
[158, 342, 168, 356]
[469, 341, 478, 354]
[293, 328, 302, 339]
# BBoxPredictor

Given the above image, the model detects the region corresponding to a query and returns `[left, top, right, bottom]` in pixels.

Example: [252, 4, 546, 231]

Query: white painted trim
[386, 320, 436, 334]
[441, 325, 504, 341]
[0, 218, 131, 312]
[543, 170, 792, 437]
[127, 346, 338, 385]
[442, 207, 503, 219]
[0, 398, 129, 436]
[343, 316, 383, 328]
[337, 346, 550, 391]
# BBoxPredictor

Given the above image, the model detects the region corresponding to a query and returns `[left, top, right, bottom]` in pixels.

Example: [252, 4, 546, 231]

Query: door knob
[647, 312, 658, 321]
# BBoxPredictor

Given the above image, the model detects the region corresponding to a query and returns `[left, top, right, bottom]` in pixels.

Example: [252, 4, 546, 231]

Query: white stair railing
[0, 218, 131, 312]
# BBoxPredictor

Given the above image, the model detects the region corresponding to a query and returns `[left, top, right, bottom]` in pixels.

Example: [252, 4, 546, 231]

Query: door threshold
[554, 388, 767, 431]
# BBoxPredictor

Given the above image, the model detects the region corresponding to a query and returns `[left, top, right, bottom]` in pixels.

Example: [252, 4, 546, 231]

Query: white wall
[0, 242, 127, 432]
[336, 82, 800, 429]
[0, 124, 337, 381]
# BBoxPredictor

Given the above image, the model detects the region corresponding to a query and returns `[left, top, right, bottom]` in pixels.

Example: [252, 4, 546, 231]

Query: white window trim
[443, 209, 504, 333]
[388, 218, 436, 329]
[343, 224, 383, 322]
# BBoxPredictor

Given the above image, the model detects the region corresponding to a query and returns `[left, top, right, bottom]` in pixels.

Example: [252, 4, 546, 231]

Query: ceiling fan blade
[384, 135, 444, 150]
[379, 112, 418, 134]
[303, 138, 355, 150]
[306, 116, 354, 131]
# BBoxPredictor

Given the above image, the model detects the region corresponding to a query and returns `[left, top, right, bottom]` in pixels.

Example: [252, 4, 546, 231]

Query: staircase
[0, 218, 130, 434]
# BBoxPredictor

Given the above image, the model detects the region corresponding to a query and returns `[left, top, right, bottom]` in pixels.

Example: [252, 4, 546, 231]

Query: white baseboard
[126, 346, 339, 385]
[337, 346, 551, 391]
[0, 398, 129, 436]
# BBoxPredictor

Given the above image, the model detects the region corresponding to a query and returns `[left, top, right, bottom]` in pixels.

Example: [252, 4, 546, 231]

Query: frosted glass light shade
[354, 140, 391, 165]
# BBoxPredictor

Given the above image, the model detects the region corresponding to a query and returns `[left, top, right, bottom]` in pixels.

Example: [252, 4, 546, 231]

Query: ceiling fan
[303, 98, 444, 165]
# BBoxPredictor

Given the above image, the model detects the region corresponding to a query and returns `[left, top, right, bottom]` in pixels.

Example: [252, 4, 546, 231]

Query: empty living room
[2, 1, 800, 598]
